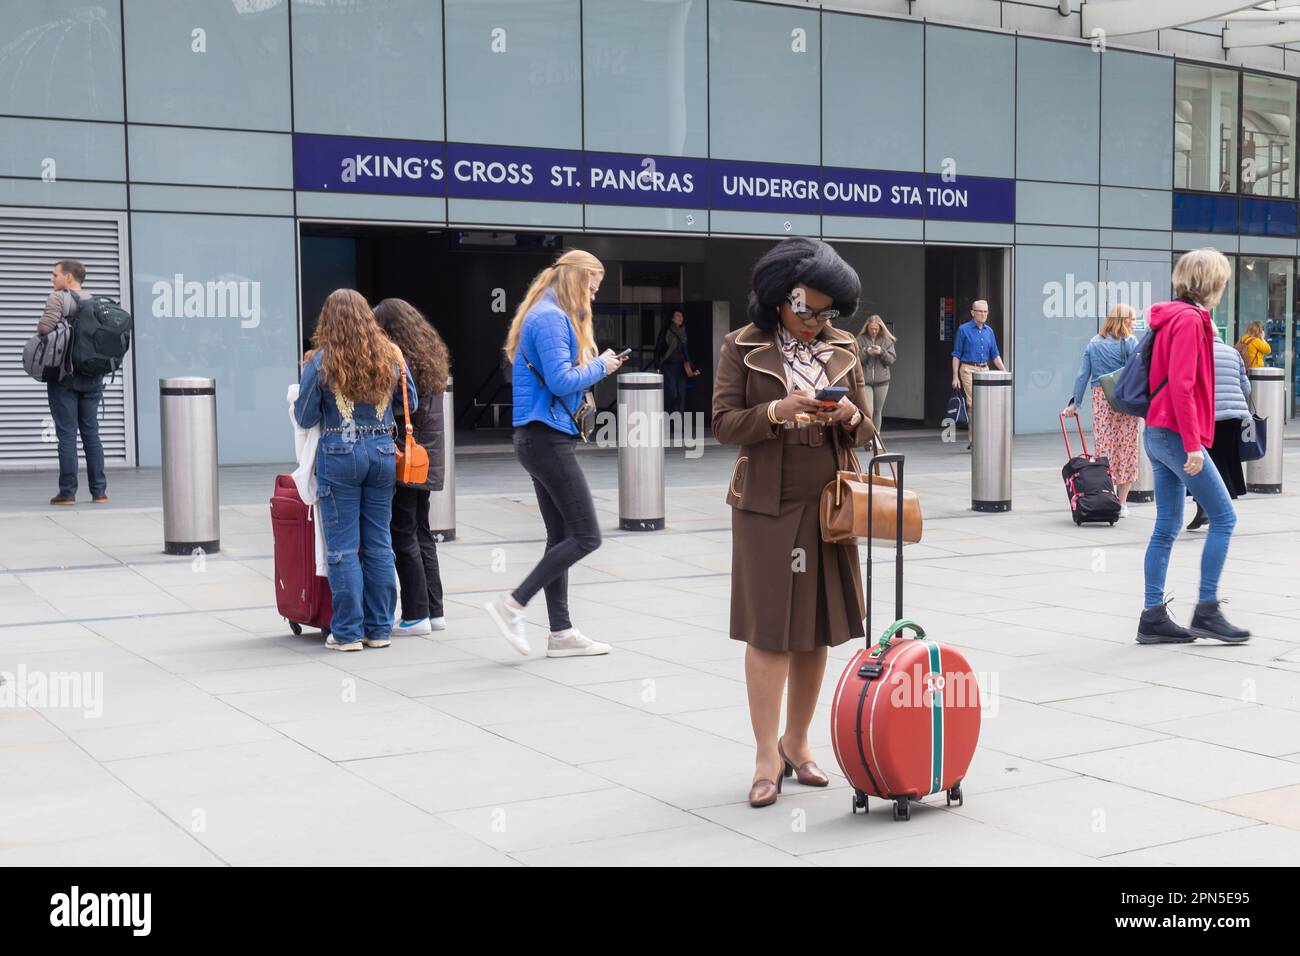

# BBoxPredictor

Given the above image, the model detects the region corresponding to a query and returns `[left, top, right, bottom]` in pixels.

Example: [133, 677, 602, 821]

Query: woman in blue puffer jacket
[484, 249, 626, 658]
[1186, 332, 1251, 531]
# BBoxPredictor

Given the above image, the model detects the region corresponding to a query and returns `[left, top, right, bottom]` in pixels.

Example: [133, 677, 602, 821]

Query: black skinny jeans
[391, 485, 444, 620]
[511, 422, 602, 631]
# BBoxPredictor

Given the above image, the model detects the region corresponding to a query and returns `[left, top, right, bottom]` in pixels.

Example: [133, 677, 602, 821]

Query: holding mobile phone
[813, 385, 848, 406]
[614, 347, 632, 360]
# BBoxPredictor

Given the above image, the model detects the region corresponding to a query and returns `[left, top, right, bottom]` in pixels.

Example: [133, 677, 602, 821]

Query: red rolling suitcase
[270, 474, 333, 637]
[829, 451, 981, 821]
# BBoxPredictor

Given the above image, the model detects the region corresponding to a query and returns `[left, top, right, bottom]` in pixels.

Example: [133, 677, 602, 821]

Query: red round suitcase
[830, 620, 981, 820]
[827, 450, 980, 820]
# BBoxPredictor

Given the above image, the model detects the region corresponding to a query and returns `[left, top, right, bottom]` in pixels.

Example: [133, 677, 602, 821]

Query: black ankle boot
[1137, 601, 1195, 645]
[1189, 600, 1251, 643]
[1186, 505, 1208, 531]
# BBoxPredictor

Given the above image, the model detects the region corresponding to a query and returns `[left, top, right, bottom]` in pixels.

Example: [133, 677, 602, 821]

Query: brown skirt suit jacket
[713, 322, 878, 651]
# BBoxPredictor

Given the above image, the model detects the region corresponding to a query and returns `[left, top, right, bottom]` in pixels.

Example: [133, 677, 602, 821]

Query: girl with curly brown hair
[374, 298, 451, 636]
[294, 289, 416, 650]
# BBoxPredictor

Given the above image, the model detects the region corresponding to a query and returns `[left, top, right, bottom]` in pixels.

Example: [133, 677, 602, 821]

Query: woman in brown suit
[713, 238, 876, 808]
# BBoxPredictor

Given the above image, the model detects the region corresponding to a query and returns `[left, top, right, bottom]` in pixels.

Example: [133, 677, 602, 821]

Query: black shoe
[1188, 600, 1251, 643]
[1137, 600, 1195, 644]
[1186, 506, 1208, 531]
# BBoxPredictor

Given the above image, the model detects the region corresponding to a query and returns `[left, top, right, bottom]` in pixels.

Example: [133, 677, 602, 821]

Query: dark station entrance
[298, 224, 1007, 437]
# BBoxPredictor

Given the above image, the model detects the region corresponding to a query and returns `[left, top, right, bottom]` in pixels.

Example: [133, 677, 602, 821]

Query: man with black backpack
[39, 260, 108, 505]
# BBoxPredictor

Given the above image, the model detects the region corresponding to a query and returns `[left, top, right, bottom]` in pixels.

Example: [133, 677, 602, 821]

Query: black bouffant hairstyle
[747, 237, 861, 332]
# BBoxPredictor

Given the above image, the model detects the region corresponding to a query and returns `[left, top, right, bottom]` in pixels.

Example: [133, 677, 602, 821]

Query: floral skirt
[1092, 386, 1139, 484]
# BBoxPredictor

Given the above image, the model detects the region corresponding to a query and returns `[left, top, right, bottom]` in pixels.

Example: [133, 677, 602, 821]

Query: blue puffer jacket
[1212, 337, 1251, 421]
[512, 289, 609, 434]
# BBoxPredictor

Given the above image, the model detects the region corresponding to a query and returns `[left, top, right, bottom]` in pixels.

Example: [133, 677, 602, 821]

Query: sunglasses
[785, 291, 840, 322]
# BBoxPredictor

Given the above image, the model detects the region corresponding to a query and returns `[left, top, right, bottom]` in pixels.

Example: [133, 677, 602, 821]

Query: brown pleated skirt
[729, 440, 866, 652]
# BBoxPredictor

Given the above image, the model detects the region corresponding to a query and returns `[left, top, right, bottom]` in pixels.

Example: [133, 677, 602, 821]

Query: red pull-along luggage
[270, 474, 333, 637]
[829, 450, 981, 821]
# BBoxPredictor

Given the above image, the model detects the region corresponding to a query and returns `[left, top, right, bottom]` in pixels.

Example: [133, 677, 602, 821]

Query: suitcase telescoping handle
[1060, 411, 1091, 459]
[858, 619, 926, 678]
[865, 444, 905, 649]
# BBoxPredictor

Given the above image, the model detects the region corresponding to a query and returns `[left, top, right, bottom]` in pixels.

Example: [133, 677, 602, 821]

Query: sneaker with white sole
[429, 617, 447, 631]
[547, 628, 611, 658]
[485, 594, 530, 655]
[1119, 505, 1130, 518]
[363, 635, 392, 648]
[325, 635, 363, 652]
[394, 617, 433, 636]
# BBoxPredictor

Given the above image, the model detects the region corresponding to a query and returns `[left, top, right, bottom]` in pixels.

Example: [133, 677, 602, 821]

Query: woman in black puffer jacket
[375, 298, 451, 634]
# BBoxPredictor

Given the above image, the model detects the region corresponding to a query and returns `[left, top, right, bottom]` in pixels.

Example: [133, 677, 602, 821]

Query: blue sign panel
[293, 134, 1017, 224]
[1172, 192, 1240, 234]
[1238, 196, 1298, 238]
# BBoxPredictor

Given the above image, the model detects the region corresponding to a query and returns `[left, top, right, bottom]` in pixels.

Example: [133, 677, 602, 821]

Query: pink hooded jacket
[1145, 299, 1217, 453]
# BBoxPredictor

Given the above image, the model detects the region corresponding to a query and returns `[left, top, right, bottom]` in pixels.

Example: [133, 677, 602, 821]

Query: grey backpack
[22, 293, 74, 384]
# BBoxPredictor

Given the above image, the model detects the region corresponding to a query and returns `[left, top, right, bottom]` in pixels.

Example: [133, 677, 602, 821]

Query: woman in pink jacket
[1139, 249, 1249, 645]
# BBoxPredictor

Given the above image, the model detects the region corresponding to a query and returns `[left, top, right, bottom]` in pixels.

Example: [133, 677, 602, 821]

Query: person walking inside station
[374, 298, 450, 637]
[1186, 328, 1253, 532]
[294, 289, 416, 651]
[1063, 304, 1140, 516]
[1236, 320, 1271, 369]
[1138, 249, 1249, 645]
[950, 299, 1007, 450]
[484, 249, 626, 658]
[40, 260, 108, 506]
[654, 307, 695, 419]
[857, 313, 896, 428]
[713, 237, 876, 808]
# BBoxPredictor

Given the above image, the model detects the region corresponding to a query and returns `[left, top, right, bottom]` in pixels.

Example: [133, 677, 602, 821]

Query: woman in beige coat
[713, 238, 876, 808]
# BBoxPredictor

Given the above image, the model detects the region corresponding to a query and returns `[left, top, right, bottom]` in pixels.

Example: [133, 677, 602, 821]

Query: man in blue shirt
[950, 300, 1007, 449]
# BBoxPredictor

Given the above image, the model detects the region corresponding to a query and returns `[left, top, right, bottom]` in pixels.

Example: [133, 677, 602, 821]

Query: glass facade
[11, 0, 1300, 465]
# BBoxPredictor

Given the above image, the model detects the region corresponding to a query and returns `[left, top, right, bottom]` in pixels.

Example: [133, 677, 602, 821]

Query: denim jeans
[317, 434, 398, 643]
[47, 379, 106, 498]
[1143, 425, 1237, 608]
[511, 422, 602, 631]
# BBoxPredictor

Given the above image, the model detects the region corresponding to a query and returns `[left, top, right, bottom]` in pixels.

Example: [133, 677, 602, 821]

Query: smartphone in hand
[614, 348, 632, 360]
[813, 385, 848, 407]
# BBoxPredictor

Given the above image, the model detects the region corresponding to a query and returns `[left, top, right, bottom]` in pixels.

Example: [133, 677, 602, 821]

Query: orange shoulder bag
[395, 362, 429, 485]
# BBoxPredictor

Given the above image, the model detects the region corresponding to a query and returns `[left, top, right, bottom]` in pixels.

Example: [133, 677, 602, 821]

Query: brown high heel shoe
[748, 768, 783, 808]
[779, 738, 829, 787]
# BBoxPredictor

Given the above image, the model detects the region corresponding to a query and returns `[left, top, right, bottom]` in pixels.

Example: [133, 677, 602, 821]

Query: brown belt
[783, 423, 828, 446]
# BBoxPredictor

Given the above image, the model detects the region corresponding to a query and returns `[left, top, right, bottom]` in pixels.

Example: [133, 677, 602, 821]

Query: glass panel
[583, 0, 707, 157]
[0, 0, 124, 121]
[123, 0, 290, 130]
[1237, 259, 1291, 399]
[1102, 51, 1174, 190]
[1242, 73, 1295, 199]
[1174, 64, 1239, 193]
[290, 0, 444, 139]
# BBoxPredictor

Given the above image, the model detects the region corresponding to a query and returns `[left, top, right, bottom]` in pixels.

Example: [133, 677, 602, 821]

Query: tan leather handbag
[820, 437, 922, 545]
[395, 361, 429, 485]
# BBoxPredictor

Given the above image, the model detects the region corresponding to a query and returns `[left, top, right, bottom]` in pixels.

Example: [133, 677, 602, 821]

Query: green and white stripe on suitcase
[925, 641, 944, 795]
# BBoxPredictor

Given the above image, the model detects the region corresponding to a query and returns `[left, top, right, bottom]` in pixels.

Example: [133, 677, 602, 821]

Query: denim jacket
[294, 350, 416, 441]
[1071, 333, 1138, 406]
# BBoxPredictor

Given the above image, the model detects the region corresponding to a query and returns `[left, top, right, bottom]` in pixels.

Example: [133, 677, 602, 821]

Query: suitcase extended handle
[858, 618, 926, 678]
[1059, 411, 1091, 459]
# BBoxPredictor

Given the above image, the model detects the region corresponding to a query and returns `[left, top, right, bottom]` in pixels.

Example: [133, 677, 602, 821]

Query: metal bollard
[1246, 367, 1285, 494]
[1130, 420, 1154, 503]
[617, 372, 665, 531]
[971, 370, 1012, 512]
[160, 376, 220, 555]
[429, 377, 455, 541]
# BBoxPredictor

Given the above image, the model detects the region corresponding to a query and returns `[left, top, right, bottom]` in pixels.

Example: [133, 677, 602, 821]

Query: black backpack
[69, 291, 133, 378]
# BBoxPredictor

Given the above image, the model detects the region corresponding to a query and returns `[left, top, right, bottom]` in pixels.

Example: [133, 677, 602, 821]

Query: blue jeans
[1143, 426, 1236, 608]
[316, 434, 398, 643]
[47, 379, 106, 498]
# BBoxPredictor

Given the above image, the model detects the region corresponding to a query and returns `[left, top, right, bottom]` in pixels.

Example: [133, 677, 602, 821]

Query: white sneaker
[362, 636, 392, 649]
[546, 628, 611, 658]
[485, 594, 530, 656]
[395, 617, 433, 636]
[429, 617, 447, 631]
[325, 634, 362, 652]
[1119, 505, 1130, 518]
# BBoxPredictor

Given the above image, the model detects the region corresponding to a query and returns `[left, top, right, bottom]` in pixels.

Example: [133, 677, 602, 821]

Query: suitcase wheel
[946, 784, 964, 808]
[851, 790, 867, 814]
[892, 799, 910, 822]
[288, 620, 302, 636]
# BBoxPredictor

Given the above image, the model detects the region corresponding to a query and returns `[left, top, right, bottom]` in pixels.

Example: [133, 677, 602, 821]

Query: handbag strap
[398, 359, 415, 445]
[522, 350, 589, 443]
